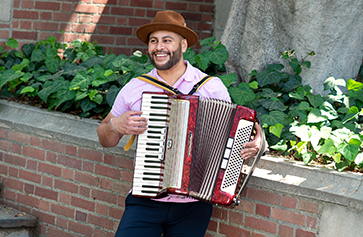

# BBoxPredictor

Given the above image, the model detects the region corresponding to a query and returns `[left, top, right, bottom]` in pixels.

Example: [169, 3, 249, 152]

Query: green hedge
[0, 38, 362, 172]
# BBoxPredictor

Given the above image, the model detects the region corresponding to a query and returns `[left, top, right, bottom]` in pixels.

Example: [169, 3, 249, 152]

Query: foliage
[0, 37, 153, 118]
[183, 36, 228, 75]
[1, 36, 362, 172]
[219, 50, 363, 172]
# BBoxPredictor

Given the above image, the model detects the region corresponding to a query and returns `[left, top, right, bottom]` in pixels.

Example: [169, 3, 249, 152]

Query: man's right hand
[112, 111, 148, 135]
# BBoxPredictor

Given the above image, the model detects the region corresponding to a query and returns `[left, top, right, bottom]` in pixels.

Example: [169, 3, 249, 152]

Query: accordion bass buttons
[167, 139, 173, 149]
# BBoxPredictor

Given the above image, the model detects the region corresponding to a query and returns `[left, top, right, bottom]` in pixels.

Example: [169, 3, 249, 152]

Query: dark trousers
[115, 194, 213, 237]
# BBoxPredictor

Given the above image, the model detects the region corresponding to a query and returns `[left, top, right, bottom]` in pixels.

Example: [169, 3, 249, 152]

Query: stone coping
[0, 205, 37, 228]
[1, 99, 363, 210]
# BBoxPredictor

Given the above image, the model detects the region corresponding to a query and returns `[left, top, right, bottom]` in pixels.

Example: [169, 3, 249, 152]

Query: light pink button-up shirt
[111, 60, 231, 202]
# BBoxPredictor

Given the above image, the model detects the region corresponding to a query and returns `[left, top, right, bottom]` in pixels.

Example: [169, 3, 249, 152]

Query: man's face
[147, 30, 187, 71]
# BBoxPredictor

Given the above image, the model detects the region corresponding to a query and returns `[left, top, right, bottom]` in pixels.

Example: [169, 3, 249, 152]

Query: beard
[148, 44, 182, 71]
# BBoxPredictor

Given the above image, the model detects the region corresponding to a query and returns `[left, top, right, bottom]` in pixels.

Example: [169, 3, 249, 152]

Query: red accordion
[132, 92, 258, 206]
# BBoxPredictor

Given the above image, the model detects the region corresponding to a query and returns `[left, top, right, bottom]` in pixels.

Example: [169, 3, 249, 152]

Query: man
[97, 10, 264, 237]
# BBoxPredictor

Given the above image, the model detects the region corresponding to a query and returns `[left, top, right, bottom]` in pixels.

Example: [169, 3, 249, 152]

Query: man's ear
[182, 38, 188, 53]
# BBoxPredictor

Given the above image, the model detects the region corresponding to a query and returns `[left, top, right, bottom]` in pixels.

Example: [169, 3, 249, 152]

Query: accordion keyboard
[132, 93, 170, 196]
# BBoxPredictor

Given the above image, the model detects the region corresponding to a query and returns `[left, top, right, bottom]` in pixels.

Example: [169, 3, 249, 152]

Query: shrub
[0, 37, 362, 172]
[220, 50, 363, 172]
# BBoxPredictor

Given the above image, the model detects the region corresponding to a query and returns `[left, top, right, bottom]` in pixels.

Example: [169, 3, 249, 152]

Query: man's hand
[112, 111, 148, 135]
[240, 122, 264, 159]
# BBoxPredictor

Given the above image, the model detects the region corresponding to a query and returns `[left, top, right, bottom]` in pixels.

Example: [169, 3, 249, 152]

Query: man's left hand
[240, 122, 265, 159]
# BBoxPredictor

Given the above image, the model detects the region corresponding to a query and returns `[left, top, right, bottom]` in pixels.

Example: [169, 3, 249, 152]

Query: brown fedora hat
[136, 11, 199, 47]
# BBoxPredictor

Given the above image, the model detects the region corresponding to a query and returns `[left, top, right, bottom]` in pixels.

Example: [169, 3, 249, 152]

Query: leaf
[195, 54, 210, 71]
[75, 90, 88, 101]
[335, 158, 349, 172]
[289, 86, 305, 100]
[249, 81, 258, 89]
[319, 101, 338, 120]
[88, 89, 98, 100]
[270, 139, 288, 151]
[296, 141, 307, 154]
[270, 123, 284, 138]
[205, 44, 228, 65]
[0, 69, 23, 91]
[45, 56, 61, 73]
[281, 50, 295, 60]
[323, 77, 346, 91]
[301, 61, 311, 68]
[199, 36, 216, 46]
[296, 101, 311, 111]
[69, 71, 90, 90]
[37, 78, 69, 102]
[267, 64, 284, 72]
[104, 69, 113, 77]
[256, 71, 281, 87]
[333, 153, 342, 163]
[80, 98, 97, 112]
[228, 86, 255, 106]
[54, 89, 76, 109]
[6, 38, 18, 49]
[259, 98, 285, 111]
[290, 125, 312, 141]
[307, 94, 324, 108]
[338, 138, 361, 162]
[318, 139, 337, 155]
[92, 93, 103, 105]
[302, 151, 315, 165]
[260, 110, 286, 126]
[307, 108, 328, 123]
[183, 48, 195, 65]
[342, 106, 359, 124]
[355, 153, 363, 168]
[20, 86, 35, 94]
[260, 88, 280, 98]
[112, 54, 128, 68]
[289, 58, 302, 74]
[219, 73, 237, 88]
[106, 85, 120, 106]
[346, 79, 363, 91]
[30, 49, 46, 62]
[283, 74, 302, 91]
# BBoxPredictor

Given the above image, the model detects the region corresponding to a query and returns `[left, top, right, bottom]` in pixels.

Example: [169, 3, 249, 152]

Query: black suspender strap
[136, 74, 182, 95]
[187, 75, 213, 95]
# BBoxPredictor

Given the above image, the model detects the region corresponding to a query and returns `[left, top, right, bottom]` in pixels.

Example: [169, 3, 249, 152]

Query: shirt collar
[151, 60, 195, 85]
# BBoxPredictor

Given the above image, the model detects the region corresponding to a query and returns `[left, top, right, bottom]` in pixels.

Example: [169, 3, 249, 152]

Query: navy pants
[115, 194, 213, 237]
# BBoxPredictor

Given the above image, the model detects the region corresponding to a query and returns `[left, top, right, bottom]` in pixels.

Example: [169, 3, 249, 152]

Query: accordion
[132, 92, 260, 206]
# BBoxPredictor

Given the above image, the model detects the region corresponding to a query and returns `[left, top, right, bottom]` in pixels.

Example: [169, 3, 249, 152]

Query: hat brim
[136, 23, 199, 47]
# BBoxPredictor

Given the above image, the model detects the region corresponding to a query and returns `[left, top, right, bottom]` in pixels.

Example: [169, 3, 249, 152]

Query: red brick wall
[0, 126, 319, 237]
[6, 0, 215, 55]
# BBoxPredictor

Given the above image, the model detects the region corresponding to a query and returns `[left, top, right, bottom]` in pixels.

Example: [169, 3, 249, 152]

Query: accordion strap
[136, 74, 183, 95]
[234, 118, 267, 203]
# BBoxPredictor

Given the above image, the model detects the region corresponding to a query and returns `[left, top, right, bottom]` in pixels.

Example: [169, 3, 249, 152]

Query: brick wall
[5, 0, 215, 55]
[0, 125, 320, 237]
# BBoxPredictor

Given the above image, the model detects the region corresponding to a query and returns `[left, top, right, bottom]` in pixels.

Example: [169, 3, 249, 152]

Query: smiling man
[97, 10, 263, 237]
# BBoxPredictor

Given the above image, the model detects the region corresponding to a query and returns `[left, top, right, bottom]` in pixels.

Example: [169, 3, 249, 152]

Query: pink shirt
[111, 61, 231, 202]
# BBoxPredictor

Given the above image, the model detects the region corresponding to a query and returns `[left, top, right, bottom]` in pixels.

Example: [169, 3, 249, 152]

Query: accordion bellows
[132, 92, 256, 206]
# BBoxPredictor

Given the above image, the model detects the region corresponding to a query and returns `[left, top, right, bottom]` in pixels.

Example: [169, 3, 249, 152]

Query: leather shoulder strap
[136, 74, 182, 95]
[188, 75, 214, 95]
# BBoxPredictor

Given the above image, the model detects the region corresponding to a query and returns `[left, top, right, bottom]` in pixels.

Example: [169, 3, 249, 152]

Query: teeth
[156, 54, 167, 57]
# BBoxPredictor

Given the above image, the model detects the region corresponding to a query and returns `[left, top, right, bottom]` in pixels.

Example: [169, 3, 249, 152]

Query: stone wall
[1, 100, 363, 237]
[0, 0, 215, 55]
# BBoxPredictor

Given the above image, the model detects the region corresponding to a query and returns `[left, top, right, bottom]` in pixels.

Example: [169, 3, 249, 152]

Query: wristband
[110, 118, 120, 134]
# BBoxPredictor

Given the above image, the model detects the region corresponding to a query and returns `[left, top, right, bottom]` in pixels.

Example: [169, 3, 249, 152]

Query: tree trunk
[221, 0, 363, 94]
